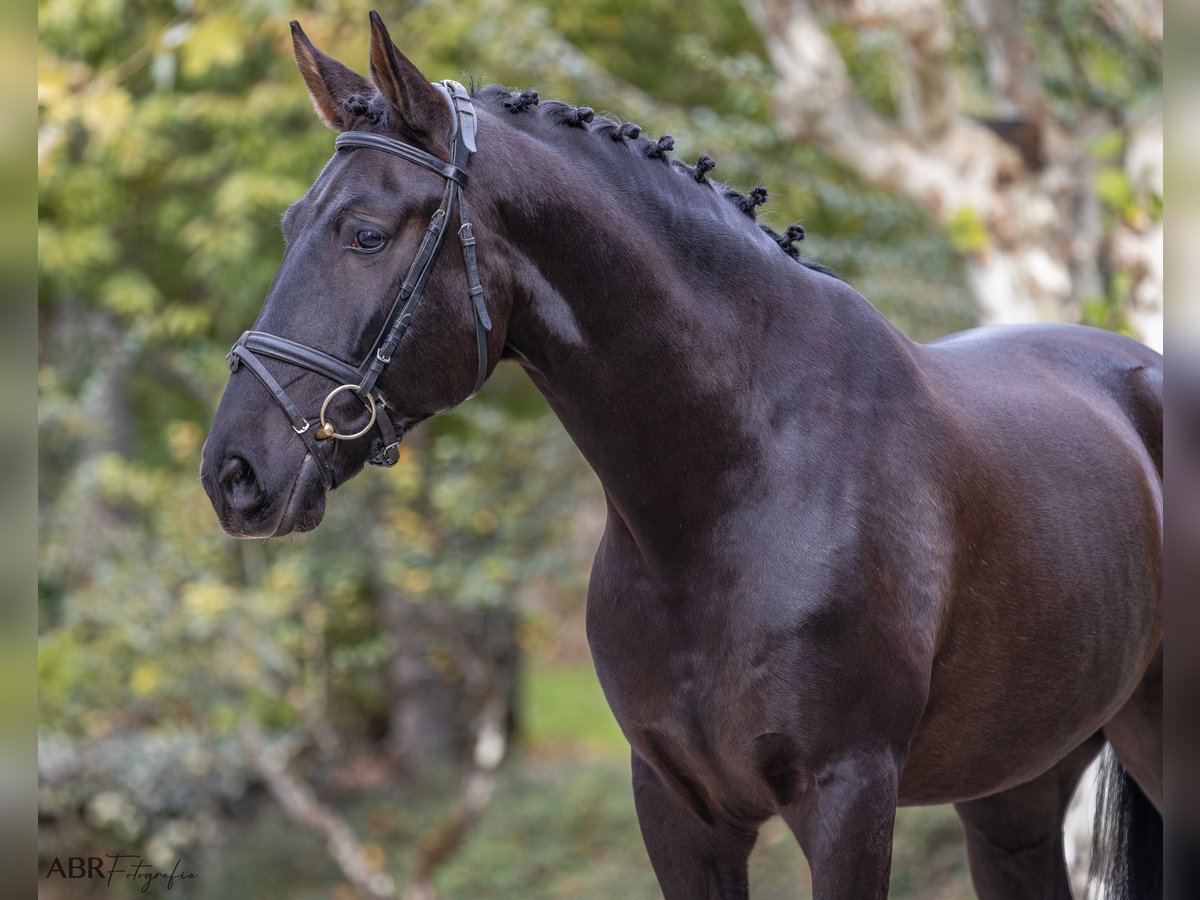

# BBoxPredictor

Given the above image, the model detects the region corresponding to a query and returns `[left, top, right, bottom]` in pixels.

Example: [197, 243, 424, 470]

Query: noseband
[227, 80, 490, 489]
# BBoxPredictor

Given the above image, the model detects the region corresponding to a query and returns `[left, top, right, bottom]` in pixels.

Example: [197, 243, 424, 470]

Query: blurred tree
[38, 3, 592, 885]
[743, 0, 1163, 347]
[39, 0, 1154, 892]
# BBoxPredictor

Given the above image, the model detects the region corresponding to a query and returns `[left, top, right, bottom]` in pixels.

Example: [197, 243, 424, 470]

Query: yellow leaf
[182, 580, 234, 620]
[101, 270, 160, 317]
[302, 604, 327, 633]
[130, 661, 164, 696]
[264, 558, 304, 596]
[166, 420, 204, 463]
[403, 568, 433, 594]
[37, 64, 68, 109]
[79, 86, 133, 147]
[181, 15, 247, 79]
[472, 508, 499, 534]
[361, 843, 386, 872]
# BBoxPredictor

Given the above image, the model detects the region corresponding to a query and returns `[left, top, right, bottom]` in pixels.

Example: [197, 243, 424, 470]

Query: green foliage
[1087, 128, 1162, 226]
[37, 392, 590, 732]
[37, 0, 976, 762]
[38, 0, 599, 726]
[945, 207, 991, 254]
[1018, 0, 1161, 116]
[1078, 121, 1162, 330]
[35, 0, 1033, 886]
[1096, 167, 1136, 217]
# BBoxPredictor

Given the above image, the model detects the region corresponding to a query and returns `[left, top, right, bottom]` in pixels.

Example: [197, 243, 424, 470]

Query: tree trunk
[384, 595, 519, 775]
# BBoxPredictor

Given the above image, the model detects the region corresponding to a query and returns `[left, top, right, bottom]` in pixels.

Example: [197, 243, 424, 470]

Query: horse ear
[290, 20, 371, 132]
[367, 11, 451, 146]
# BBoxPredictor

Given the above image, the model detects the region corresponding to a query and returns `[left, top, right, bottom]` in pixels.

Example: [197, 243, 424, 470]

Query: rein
[227, 80, 490, 489]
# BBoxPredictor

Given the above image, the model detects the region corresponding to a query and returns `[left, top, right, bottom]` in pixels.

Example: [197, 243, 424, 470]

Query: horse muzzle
[201, 447, 327, 539]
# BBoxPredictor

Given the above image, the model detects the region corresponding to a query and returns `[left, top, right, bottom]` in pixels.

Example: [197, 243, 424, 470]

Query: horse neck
[479, 121, 916, 567]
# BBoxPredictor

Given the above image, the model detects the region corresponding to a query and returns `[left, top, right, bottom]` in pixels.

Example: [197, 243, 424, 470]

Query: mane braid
[503, 89, 540, 113]
[692, 154, 717, 183]
[470, 84, 839, 279]
[646, 135, 675, 161]
[343, 92, 388, 127]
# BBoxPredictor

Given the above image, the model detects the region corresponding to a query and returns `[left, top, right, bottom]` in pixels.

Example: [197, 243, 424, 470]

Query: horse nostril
[219, 455, 264, 516]
[219, 455, 246, 483]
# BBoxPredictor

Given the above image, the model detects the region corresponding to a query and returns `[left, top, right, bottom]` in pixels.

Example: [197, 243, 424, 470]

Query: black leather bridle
[227, 80, 490, 489]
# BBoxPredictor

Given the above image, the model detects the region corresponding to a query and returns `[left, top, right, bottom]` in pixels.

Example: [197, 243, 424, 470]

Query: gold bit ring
[314, 384, 377, 441]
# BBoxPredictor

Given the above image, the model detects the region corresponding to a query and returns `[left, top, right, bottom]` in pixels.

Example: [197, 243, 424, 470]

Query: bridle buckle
[370, 441, 403, 467]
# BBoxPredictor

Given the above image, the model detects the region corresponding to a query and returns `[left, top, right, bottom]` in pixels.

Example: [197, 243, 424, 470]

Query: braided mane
[472, 84, 838, 279]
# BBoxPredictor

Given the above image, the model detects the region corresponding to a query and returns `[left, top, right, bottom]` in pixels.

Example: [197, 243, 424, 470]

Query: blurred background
[37, 0, 1162, 897]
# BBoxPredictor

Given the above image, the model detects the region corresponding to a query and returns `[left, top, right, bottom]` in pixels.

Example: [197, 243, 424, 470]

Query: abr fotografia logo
[44, 853, 198, 892]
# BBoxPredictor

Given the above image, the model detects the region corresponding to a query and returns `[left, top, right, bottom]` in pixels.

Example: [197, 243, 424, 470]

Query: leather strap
[334, 131, 468, 186]
[356, 177, 457, 397]
[228, 343, 334, 489]
[227, 80, 488, 478]
[458, 193, 492, 397]
[240, 331, 369, 390]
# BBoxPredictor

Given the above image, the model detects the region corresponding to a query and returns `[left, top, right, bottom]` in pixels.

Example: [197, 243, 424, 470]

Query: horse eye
[351, 229, 386, 251]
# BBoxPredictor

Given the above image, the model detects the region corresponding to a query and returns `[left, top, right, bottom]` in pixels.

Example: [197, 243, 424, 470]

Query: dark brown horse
[201, 15, 1163, 899]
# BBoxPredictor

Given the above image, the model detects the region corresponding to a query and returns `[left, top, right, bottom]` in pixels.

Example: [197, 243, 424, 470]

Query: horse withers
[201, 14, 1163, 898]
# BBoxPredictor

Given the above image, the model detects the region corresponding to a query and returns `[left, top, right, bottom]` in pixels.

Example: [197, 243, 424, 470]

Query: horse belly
[898, 414, 1162, 804]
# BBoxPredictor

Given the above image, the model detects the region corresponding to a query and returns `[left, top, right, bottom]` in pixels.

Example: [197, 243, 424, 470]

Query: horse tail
[1089, 746, 1163, 899]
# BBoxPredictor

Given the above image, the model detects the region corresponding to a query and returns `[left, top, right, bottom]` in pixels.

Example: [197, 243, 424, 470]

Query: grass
[520, 661, 629, 758]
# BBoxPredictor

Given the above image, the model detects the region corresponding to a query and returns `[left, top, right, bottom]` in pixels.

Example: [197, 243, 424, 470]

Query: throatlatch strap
[458, 190, 491, 397]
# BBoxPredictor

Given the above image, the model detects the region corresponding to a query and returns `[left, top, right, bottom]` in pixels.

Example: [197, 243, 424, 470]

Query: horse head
[202, 14, 510, 537]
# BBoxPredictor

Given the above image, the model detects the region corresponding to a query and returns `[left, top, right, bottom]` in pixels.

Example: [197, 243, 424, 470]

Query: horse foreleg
[631, 750, 756, 900]
[780, 752, 900, 900]
[954, 733, 1105, 900]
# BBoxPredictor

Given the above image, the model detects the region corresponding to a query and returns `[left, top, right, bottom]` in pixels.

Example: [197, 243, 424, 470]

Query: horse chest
[591, 637, 783, 817]
[585, 583, 816, 816]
